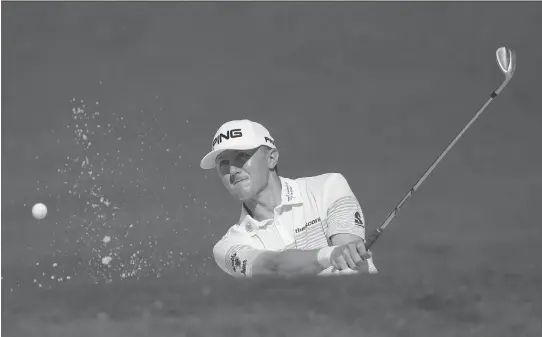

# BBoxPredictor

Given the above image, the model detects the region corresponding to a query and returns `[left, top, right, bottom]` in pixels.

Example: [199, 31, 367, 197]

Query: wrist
[317, 246, 339, 269]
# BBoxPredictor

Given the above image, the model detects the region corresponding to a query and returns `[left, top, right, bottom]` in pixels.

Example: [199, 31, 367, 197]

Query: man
[200, 119, 377, 278]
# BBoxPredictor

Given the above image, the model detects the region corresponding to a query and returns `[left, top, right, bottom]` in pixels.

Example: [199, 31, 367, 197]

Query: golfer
[200, 119, 377, 277]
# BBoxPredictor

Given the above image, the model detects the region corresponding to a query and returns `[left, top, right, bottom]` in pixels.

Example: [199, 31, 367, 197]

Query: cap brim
[200, 149, 224, 170]
[200, 145, 261, 169]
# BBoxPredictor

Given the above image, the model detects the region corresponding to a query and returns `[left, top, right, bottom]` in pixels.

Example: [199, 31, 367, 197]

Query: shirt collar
[236, 176, 303, 234]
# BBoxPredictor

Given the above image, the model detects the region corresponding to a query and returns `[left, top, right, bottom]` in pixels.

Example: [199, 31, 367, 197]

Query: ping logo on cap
[264, 136, 275, 145]
[212, 128, 243, 149]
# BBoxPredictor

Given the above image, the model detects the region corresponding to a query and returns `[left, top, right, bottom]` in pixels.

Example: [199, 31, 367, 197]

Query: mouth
[232, 177, 248, 185]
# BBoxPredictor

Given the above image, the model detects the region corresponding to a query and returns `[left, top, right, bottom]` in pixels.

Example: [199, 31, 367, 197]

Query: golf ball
[32, 203, 48, 220]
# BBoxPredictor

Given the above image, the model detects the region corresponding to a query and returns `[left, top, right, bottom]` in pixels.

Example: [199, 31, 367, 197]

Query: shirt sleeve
[213, 238, 267, 278]
[323, 173, 367, 239]
[322, 173, 378, 274]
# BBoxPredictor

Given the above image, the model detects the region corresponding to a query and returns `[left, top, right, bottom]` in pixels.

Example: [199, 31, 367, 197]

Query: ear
[267, 148, 279, 170]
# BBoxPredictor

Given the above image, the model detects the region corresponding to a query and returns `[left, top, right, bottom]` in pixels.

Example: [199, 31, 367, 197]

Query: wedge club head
[496, 46, 516, 79]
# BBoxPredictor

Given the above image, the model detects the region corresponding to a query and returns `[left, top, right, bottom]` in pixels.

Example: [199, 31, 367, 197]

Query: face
[215, 146, 278, 201]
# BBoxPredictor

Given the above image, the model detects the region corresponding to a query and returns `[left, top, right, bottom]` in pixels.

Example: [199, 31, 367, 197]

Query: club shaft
[365, 79, 510, 250]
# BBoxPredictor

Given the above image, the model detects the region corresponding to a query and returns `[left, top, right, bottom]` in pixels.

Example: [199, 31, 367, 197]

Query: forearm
[254, 248, 332, 277]
[251, 235, 370, 277]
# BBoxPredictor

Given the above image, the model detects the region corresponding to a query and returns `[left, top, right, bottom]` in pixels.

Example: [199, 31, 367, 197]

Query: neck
[243, 173, 282, 221]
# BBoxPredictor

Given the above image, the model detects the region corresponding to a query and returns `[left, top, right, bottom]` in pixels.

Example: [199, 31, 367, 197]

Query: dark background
[2, 2, 542, 336]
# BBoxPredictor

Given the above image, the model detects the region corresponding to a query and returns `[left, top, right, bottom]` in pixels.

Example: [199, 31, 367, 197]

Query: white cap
[200, 119, 277, 169]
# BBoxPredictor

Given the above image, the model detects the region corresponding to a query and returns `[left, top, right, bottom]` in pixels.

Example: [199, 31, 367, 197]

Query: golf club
[364, 46, 517, 250]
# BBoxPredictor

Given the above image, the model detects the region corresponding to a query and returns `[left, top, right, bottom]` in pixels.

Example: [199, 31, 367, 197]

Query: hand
[330, 239, 371, 271]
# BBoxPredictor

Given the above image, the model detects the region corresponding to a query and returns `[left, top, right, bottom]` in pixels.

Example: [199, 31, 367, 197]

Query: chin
[230, 191, 251, 202]
[229, 185, 254, 201]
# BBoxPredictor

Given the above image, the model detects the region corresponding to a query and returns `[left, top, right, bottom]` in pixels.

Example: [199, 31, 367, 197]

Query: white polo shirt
[213, 173, 378, 277]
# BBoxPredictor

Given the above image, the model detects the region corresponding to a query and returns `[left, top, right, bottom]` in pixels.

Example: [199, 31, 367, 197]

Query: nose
[229, 174, 241, 185]
[229, 164, 242, 181]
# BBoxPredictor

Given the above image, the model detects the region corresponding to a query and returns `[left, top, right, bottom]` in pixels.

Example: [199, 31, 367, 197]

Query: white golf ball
[32, 203, 48, 220]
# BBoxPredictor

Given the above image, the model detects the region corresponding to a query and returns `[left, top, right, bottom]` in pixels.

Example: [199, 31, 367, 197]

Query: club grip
[365, 228, 384, 250]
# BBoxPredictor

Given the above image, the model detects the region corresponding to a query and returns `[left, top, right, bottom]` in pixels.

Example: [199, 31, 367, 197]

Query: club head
[496, 47, 516, 78]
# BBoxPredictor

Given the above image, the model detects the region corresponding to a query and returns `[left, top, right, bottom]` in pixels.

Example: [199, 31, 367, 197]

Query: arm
[324, 173, 367, 241]
[213, 240, 335, 278]
[323, 173, 378, 274]
[253, 249, 329, 277]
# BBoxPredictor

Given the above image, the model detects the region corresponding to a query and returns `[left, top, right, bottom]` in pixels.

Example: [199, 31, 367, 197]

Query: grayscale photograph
[2, 1, 541, 336]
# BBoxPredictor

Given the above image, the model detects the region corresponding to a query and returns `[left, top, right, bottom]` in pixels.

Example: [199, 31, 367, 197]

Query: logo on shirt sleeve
[354, 212, 364, 227]
[230, 252, 248, 276]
